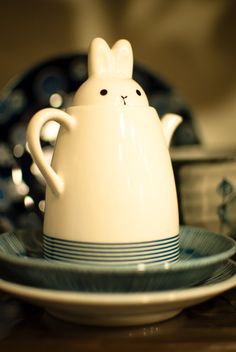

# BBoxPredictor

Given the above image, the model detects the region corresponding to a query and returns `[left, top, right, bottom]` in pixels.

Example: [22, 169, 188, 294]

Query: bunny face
[73, 76, 149, 107]
[72, 38, 149, 107]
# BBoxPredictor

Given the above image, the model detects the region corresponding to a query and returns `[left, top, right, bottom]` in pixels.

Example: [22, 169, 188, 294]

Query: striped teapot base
[43, 234, 179, 266]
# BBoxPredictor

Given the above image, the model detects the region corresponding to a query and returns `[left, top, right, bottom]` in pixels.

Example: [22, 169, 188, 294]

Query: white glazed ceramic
[0, 261, 235, 326]
[26, 38, 182, 264]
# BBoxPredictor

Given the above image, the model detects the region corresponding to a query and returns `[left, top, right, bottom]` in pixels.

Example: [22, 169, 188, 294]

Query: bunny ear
[112, 39, 133, 78]
[88, 38, 133, 78]
[88, 38, 112, 77]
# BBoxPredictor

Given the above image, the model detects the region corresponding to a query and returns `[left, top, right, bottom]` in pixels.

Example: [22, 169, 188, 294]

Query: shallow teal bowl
[0, 226, 235, 292]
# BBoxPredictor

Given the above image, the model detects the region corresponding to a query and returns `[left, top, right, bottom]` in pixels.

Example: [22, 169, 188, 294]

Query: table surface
[0, 287, 236, 352]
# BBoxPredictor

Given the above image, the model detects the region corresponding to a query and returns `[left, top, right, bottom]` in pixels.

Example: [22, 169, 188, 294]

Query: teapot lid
[72, 38, 149, 107]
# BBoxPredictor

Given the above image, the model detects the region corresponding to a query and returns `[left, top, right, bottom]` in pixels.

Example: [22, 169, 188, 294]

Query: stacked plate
[0, 226, 235, 326]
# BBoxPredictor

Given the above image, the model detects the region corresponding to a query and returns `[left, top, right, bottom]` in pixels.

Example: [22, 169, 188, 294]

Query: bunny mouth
[121, 95, 128, 105]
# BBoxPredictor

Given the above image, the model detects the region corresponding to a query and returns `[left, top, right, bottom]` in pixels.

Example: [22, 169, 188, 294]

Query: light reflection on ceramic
[0, 260, 235, 326]
[26, 38, 183, 266]
[0, 226, 235, 293]
[0, 50, 195, 234]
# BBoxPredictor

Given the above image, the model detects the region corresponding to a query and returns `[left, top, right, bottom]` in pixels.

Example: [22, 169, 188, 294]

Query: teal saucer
[0, 226, 235, 292]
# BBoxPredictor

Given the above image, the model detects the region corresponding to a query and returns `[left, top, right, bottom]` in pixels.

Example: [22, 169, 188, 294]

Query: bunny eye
[136, 89, 141, 96]
[100, 89, 108, 96]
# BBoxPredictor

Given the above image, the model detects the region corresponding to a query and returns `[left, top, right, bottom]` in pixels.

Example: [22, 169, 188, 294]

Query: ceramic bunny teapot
[27, 38, 182, 265]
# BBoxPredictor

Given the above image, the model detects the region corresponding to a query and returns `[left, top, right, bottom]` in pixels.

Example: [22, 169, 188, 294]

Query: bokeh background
[0, 0, 236, 148]
[0, 0, 236, 235]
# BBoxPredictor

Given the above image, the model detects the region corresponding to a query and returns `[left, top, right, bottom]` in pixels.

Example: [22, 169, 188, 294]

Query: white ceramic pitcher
[27, 38, 182, 265]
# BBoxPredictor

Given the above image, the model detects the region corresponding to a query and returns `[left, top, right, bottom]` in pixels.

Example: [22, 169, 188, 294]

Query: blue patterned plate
[0, 261, 235, 326]
[0, 226, 235, 292]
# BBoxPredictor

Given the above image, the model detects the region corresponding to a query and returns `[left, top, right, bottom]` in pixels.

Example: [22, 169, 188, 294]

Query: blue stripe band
[43, 246, 179, 261]
[43, 234, 179, 265]
[43, 234, 179, 248]
[43, 244, 179, 258]
[44, 251, 180, 264]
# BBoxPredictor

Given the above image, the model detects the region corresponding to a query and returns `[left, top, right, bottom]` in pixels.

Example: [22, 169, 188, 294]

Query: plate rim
[0, 260, 235, 306]
[0, 225, 235, 273]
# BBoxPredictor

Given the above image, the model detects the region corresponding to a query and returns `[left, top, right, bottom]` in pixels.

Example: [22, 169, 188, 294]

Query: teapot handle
[26, 108, 75, 197]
